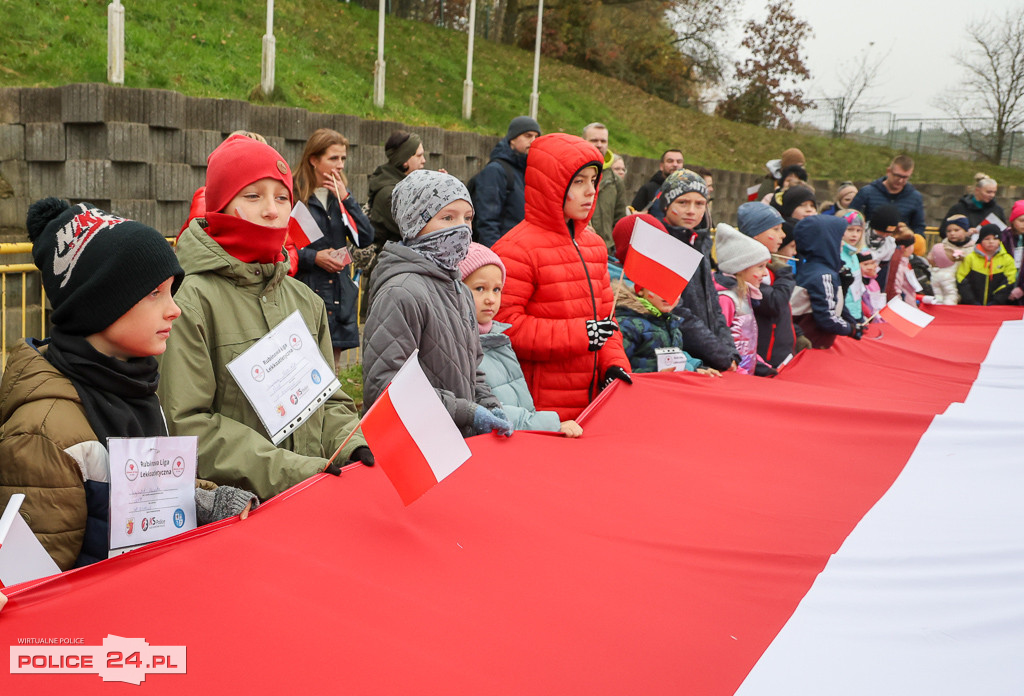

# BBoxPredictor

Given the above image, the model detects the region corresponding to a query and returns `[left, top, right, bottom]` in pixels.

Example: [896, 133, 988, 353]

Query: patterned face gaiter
[405, 224, 472, 272]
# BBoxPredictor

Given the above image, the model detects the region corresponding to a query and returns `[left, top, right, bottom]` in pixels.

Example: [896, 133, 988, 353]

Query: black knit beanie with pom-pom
[26, 198, 183, 336]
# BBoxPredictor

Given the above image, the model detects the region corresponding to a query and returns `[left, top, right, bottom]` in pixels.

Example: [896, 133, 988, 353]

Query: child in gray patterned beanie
[363, 170, 513, 439]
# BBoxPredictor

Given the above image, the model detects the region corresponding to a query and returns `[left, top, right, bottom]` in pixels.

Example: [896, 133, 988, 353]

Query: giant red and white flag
[287, 200, 324, 248]
[622, 216, 703, 305]
[0, 494, 60, 588]
[360, 350, 471, 505]
[879, 295, 934, 337]
[2, 307, 1022, 694]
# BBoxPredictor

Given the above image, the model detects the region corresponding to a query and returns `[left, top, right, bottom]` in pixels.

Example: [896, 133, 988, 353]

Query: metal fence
[795, 102, 1024, 169]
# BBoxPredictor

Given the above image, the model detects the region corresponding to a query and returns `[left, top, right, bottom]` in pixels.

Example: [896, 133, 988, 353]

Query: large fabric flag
[622, 216, 703, 305]
[287, 200, 324, 248]
[1, 307, 1022, 694]
[360, 350, 471, 505]
[0, 494, 60, 588]
[879, 296, 934, 337]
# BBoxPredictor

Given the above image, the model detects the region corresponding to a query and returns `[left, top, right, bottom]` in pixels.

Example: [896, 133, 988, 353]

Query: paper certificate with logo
[108, 436, 198, 553]
[226, 310, 341, 444]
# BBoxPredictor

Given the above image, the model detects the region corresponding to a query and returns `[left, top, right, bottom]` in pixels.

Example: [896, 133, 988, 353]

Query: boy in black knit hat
[0, 198, 257, 572]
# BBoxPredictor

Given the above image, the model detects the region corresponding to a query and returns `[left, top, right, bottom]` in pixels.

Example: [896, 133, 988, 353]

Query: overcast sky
[729, 0, 1022, 124]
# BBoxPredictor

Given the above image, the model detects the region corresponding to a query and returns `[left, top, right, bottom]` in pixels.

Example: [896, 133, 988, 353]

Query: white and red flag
[622, 216, 703, 305]
[0, 494, 60, 588]
[879, 296, 934, 337]
[287, 200, 325, 248]
[360, 350, 471, 505]
[746, 183, 761, 202]
[980, 212, 1007, 229]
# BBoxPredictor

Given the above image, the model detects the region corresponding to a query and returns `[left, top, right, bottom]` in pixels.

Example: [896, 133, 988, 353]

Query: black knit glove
[347, 446, 375, 467]
[586, 319, 619, 351]
[324, 461, 343, 476]
[850, 323, 864, 340]
[601, 365, 633, 391]
[838, 265, 854, 293]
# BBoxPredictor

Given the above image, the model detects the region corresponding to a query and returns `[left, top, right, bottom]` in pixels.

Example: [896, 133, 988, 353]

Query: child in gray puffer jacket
[459, 243, 583, 437]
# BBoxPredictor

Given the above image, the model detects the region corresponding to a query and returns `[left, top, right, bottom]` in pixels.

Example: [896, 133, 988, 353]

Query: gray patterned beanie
[391, 170, 473, 241]
[659, 169, 708, 209]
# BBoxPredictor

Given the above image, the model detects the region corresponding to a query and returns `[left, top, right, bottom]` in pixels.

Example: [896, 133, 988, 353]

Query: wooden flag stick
[608, 263, 627, 321]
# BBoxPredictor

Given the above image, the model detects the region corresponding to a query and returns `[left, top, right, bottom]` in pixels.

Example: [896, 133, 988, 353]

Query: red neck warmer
[205, 212, 287, 264]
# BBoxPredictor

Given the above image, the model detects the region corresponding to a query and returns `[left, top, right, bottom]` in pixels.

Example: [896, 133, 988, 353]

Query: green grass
[2, 0, 1021, 184]
[337, 363, 363, 409]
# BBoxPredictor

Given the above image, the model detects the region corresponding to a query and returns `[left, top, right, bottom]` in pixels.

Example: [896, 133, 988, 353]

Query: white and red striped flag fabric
[878, 295, 934, 337]
[360, 350, 471, 505]
[287, 200, 325, 248]
[746, 183, 761, 201]
[980, 212, 1007, 229]
[622, 216, 703, 305]
[1, 307, 1022, 694]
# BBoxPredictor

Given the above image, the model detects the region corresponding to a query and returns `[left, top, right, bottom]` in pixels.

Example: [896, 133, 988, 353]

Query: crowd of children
[2, 126, 1023, 574]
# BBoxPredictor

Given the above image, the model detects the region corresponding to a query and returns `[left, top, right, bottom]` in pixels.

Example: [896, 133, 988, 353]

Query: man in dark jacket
[472, 116, 540, 247]
[850, 154, 926, 234]
[631, 149, 684, 212]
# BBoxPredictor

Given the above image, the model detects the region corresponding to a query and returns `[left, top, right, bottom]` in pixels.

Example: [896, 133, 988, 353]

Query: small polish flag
[0, 494, 61, 588]
[623, 217, 704, 306]
[879, 296, 934, 337]
[980, 213, 1007, 230]
[746, 184, 761, 202]
[288, 201, 325, 248]
[361, 351, 472, 505]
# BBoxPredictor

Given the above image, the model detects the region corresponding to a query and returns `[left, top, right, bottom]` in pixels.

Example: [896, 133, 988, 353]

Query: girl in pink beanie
[460, 243, 582, 437]
[1003, 200, 1024, 301]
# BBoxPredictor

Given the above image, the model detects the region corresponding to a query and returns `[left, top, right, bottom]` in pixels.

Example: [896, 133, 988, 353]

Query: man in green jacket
[582, 122, 627, 259]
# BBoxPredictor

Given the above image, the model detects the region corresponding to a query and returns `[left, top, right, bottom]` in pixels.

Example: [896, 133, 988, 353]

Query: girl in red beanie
[159, 135, 372, 501]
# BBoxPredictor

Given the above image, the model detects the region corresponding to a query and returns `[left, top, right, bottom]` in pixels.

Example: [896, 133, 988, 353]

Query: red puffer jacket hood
[523, 133, 604, 237]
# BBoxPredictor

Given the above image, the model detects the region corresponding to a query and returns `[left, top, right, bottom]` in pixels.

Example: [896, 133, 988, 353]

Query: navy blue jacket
[296, 191, 374, 350]
[473, 139, 527, 247]
[794, 216, 857, 344]
[850, 176, 926, 234]
[754, 261, 797, 367]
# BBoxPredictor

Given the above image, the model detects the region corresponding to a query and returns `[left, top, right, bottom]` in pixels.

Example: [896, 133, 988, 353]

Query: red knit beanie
[613, 213, 667, 265]
[205, 135, 294, 215]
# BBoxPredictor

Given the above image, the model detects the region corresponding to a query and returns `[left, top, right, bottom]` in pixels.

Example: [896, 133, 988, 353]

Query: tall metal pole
[261, 0, 276, 97]
[529, 0, 543, 119]
[107, 0, 125, 85]
[373, 0, 387, 108]
[462, 0, 477, 120]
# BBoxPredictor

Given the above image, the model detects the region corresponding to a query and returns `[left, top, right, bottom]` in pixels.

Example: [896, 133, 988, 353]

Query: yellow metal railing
[0, 242, 45, 368]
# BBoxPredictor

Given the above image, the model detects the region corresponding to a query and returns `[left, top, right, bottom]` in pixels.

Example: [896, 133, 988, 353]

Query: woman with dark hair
[293, 128, 374, 369]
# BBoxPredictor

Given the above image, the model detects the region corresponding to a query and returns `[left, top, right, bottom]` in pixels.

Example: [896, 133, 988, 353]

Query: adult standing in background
[367, 130, 426, 251]
[756, 147, 805, 200]
[632, 149, 684, 212]
[850, 154, 926, 235]
[939, 173, 1005, 237]
[293, 129, 374, 371]
[582, 122, 627, 257]
[471, 116, 540, 247]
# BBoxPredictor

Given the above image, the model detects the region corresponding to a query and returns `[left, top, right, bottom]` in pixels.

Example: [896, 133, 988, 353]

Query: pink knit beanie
[1010, 199, 1024, 224]
[459, 242, 506, 283]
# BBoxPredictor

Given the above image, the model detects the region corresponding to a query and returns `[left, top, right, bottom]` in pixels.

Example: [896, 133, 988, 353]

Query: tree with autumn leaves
[716, 0, 813, 129]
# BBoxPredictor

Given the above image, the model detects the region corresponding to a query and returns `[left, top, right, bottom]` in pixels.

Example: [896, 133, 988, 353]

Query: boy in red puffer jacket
[493, 133, 631, 420]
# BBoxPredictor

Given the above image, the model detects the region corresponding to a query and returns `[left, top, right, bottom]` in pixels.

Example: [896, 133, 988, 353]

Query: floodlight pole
[373, 0, 387, 108]
[462, 0, 477, 120]
[107, 0, 124, 85]
[261, 0, 276, 97]
[529, 0, 543, 119]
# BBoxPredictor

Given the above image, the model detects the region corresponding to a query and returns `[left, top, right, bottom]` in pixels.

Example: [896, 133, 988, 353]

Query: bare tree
[665, 0, 739, 91]
[946, 9, 1024, 164]
[824, 43, 891, 138]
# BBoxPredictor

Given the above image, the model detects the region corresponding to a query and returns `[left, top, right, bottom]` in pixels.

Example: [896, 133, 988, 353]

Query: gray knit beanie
[715, 223, 770, 274]
[391, 170, 472, 241]
[659, 169, 708, 209]
[506, 115, 541, 141]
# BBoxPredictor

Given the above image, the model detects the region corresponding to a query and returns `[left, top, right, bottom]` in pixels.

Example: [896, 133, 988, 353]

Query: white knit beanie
[715, 223, 770, 274]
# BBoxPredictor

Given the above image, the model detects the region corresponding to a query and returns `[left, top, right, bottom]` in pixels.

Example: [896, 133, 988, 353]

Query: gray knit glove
[194, 485, 259, 525]
[472, 405, 514, 437]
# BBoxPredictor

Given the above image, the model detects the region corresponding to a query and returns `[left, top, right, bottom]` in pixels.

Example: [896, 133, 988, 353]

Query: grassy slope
[2, 0, 1021, 185]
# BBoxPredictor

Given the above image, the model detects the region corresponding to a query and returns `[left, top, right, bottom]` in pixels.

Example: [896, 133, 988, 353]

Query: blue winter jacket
[472, 140, 528, 247]
[850, 177, 926, 234]
[478, 322, 561, 432]
[793, 216, 857, 339]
